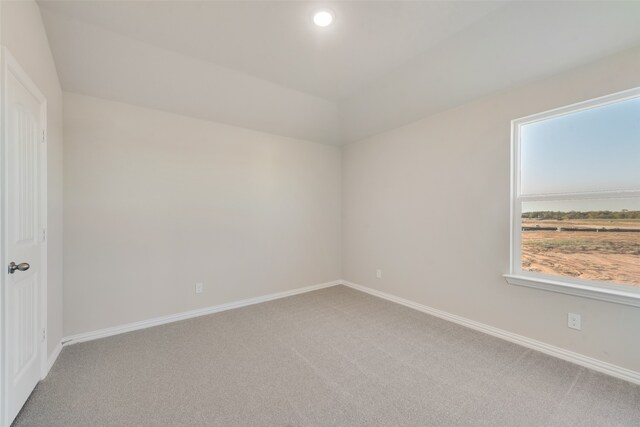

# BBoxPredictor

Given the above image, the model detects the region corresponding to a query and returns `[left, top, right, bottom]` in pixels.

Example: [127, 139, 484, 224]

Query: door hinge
[42, 228, 46, 242]
[42, 130, 46, 143]
[42, 329, 46, 342]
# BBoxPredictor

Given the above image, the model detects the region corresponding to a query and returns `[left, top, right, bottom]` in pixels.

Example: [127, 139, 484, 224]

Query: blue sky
[521, 95, 640, 212]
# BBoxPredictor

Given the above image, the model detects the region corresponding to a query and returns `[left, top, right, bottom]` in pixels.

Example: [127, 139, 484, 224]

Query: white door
[4, 58, 44, 424]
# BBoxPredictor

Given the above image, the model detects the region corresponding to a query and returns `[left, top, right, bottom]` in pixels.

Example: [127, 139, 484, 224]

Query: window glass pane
[520, 96, 640, 195]
[521, 198, 640, 286]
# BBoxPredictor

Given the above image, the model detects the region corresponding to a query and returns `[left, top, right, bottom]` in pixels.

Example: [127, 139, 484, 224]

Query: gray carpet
[12, 285, 640, 426]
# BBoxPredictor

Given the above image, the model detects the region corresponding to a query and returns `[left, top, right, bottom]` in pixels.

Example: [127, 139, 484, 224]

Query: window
[505, 88, 640, 307]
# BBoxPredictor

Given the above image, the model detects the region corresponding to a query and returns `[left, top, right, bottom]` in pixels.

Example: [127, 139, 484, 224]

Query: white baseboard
[340, 280, 640, 386]
[62, 280, 340, 346]
[44, 342, 63, 378]
[59, 278, 640, 385]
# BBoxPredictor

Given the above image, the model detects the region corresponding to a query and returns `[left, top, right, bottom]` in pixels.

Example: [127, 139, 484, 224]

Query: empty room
[2, 0, 640, 425]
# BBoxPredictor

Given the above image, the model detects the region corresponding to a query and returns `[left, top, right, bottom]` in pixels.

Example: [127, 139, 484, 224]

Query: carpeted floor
[13, 285, 640, 426]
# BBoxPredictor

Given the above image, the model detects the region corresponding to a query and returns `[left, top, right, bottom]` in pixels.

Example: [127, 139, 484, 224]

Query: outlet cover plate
[568, 313, 581, 330]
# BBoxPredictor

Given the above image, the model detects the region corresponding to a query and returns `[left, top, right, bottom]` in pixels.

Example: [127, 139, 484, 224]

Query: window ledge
[503, 274, 640, 308]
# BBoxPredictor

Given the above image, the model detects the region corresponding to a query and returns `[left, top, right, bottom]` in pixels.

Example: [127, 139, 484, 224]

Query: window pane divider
[519, 190, 640, 202]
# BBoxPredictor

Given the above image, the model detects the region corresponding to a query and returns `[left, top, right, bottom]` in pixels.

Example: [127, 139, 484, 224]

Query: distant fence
[522, 226, 640, 233]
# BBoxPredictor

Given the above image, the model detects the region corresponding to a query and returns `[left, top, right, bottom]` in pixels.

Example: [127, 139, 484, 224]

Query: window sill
[503, 274, 640, 308]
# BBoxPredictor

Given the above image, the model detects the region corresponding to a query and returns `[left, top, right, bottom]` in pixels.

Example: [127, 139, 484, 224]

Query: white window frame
[504, 86, 640, 308]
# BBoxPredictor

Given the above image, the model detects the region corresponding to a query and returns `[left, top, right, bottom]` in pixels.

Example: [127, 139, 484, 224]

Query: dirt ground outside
[521, 219, 640, 287]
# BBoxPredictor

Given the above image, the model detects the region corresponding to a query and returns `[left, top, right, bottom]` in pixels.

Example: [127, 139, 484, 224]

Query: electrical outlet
[568, 313, 581, 330]
[376, 269, 382, 279]
[195, 282, 203, 294]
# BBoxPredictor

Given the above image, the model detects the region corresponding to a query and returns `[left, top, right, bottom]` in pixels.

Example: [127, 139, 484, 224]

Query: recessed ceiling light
[313, 9, 334, 27]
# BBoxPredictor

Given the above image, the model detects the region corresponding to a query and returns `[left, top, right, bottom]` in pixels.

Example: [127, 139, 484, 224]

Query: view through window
[516, 94, 640, 287]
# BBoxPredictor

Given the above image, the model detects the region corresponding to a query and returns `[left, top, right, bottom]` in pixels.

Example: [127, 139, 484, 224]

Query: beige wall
[63, 92, 341, 336]
[342, 46, 640, 372]
[1, 0, 64, 359]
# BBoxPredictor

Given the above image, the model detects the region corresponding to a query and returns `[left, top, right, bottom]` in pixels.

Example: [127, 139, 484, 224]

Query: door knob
[8, 262, 30, 274]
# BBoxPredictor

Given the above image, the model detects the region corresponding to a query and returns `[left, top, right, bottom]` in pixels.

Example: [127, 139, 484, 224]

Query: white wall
[342, 46, 640, 372]
[63, 93, 341, 336]
[1, 0, 64, 359]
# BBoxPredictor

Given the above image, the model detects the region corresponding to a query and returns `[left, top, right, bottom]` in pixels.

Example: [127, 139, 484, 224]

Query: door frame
[0, 46, 48, 427]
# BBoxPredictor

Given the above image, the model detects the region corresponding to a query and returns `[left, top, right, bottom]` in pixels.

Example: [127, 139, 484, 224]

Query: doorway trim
[0, 46, 48, 427]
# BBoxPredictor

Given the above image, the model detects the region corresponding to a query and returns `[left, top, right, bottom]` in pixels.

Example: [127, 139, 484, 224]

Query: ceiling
[39, 1, 640, 145]
[38, 0, 506, 101]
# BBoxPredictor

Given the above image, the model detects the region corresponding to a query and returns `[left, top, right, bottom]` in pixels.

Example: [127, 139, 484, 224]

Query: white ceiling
[39, 1, 640, 145]
[38, 0, 506, 101]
